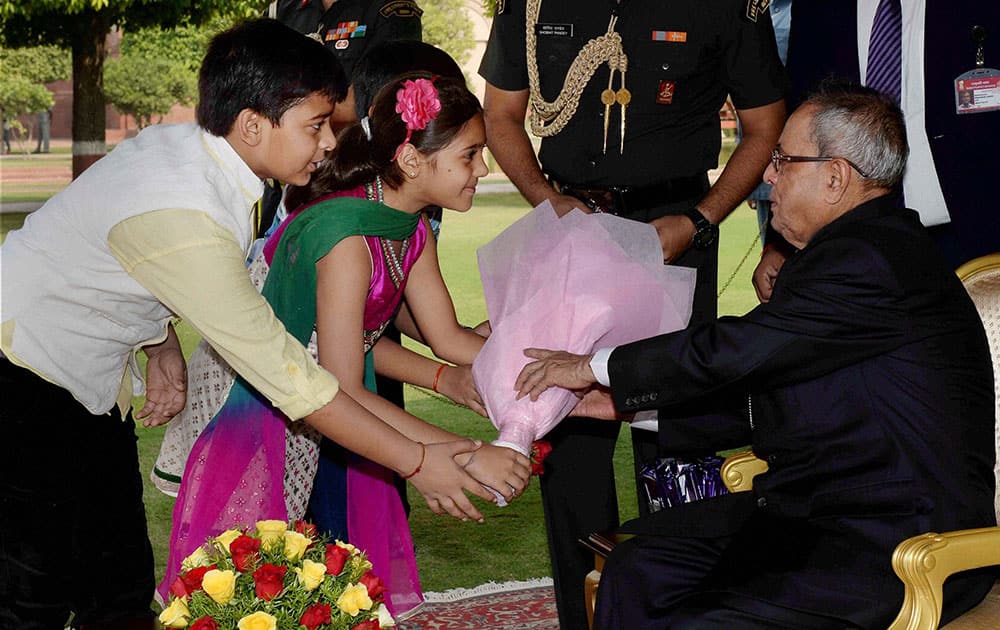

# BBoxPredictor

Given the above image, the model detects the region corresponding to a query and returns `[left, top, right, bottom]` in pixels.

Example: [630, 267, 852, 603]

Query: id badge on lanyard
[954, 25, 1000, 114]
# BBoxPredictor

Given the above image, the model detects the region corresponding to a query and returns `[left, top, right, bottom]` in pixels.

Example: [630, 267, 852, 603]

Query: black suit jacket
[785, 0, 1000, 267]
[610, 196, 995, 627]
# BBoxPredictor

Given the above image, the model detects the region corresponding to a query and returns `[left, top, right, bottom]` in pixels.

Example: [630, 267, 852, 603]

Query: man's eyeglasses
[770, 148, 870, 178]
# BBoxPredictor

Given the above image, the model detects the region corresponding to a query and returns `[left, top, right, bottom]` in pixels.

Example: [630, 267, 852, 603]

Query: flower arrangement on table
[159, 520, 393, 630]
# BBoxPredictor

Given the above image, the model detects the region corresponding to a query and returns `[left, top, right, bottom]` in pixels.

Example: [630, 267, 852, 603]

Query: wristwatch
[682, 206, 719, 250]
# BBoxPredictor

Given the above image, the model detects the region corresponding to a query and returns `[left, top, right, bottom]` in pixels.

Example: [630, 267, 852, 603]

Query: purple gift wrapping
[640, 456, 729, 512]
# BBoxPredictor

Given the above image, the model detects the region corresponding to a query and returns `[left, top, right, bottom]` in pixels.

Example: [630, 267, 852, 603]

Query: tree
[0, 75, 54, 151]
[0, 45, 69, 152]
[422, 0, 476, 66]
[0, 44, 71, 84]
[119, 19, 220, 72]
[104, 55, 196, 129]
[103, 20, 223, 130]
[0, 76, 54, 116]
[0, 1, 263, 177]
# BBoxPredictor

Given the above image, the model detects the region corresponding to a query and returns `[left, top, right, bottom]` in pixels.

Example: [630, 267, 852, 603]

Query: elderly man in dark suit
[515, 84, 996, 629]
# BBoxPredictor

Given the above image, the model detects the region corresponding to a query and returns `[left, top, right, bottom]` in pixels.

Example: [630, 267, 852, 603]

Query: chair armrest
[887, 527, 1000, 630]
[721, 451, 769, 493]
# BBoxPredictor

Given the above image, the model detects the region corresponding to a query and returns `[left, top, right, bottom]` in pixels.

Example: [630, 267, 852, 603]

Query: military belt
[553, 174, 705, 217]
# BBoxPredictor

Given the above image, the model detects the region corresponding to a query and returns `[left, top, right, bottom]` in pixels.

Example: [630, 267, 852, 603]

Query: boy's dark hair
[351, 40, 464, 119]
[197, 18, 348, 136]
[286, 73, 481, 210]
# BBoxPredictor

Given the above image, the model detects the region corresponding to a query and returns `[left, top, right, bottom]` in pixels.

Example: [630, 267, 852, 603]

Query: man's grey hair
[803, 82, 908, 189]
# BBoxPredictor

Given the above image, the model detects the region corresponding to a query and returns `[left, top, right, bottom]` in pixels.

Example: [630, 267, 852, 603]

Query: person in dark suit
[515, 84, 996, 629]
[754, 0, 1000, 303]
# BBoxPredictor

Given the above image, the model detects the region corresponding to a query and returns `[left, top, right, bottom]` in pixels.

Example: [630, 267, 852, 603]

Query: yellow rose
[295, 558, 327, 591]
[236, 611, 277, 630]
[256, 519, 287, 550]
[336, 582, 373, 616]
[202, 569, 236, 604]
[215, 528, 242, 553]
[376, 603, 395, 627]
[283, 530, 311, 562]
[334, 540, 358, 553]
[158, 598, 190, 628]
[181, 546, 209, 571]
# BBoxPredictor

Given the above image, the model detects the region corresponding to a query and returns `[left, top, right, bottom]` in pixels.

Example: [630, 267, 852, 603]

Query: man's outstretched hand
[515, 348, 598, 399]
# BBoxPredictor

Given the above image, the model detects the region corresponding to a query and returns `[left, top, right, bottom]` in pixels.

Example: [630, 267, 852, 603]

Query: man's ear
[233, 109, 266, 147]
[823, 159, 851, 204]
[396, 143, 422, 178]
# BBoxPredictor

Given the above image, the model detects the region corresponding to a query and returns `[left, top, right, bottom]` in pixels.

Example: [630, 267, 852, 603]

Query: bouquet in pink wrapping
[473, 201, 697, 456]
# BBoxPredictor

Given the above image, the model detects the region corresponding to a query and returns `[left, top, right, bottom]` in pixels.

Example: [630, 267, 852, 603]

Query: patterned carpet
[398, 578, 560, 629]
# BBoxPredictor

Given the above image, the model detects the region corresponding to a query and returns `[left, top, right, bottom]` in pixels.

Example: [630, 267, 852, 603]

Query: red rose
[230, 535, 261, 572]
[530, 440, 553, 476]
[252, 563, 287, 600]
[325, 543, 350, 575]
[359, 570, 385, 601]
[294, 520, 317, 538]
[190, 617, 219, 630]
[169, 576, 188, 600]
[169, 564, 216, 598]
[299, 603, 332, 630]
[351, 620, 379, 630]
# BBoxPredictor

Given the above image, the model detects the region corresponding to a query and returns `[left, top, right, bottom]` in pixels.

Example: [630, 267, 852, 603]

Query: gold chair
[583, 253, 1000, 630]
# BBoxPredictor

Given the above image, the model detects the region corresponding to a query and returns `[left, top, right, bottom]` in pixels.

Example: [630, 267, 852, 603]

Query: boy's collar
[202, 130, 264, 204]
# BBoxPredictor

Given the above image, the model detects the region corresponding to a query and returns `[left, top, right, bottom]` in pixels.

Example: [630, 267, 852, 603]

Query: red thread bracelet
[401, 442, 425, 479]
[431, 364, 446, 392]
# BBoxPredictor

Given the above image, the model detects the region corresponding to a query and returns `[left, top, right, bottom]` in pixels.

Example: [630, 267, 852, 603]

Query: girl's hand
[408, 440, 497, 522]
[461, 444, 532, 504]
[471, 320, 492, 338]
[436, 365, 487, 416]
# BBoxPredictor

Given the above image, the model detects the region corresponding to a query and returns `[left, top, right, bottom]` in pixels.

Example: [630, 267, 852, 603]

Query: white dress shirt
[858, 0, 950, 226]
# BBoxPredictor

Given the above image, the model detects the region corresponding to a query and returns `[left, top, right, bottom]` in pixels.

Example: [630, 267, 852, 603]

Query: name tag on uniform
[536, 23, 573, 37]
[652, 30, 687, 43]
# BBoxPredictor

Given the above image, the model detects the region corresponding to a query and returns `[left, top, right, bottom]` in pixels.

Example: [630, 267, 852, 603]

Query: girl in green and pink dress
[161, 75, 530, 617]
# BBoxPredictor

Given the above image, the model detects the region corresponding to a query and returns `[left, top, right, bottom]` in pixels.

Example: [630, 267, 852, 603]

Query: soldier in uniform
[270, 0, 422, 78]
[480, 1, 786, 627]
[259, 0, 424, 235]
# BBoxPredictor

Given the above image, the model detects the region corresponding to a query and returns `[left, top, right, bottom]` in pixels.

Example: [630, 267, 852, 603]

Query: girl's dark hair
[285, 73, 481, 210]
[351, 41, 464, 119]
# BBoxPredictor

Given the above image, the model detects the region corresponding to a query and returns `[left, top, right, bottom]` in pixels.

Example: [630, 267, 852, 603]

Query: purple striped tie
[867, 0, 902, 105]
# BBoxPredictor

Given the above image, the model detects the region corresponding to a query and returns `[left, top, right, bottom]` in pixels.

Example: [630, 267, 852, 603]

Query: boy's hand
[138, 347, 187, 427]
[461, 443, 531, 503]
[408, 439, 495, 522]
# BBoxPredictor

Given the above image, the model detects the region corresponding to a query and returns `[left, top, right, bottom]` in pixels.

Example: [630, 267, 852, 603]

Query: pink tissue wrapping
[472, 201, 697, 457]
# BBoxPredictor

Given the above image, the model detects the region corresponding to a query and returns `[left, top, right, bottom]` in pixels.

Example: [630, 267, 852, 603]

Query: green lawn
[0, 152, 763, 593]
[1, 154, 71, 204]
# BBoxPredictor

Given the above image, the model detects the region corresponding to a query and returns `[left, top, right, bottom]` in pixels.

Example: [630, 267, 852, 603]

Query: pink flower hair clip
[392, 77, 441, 162]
